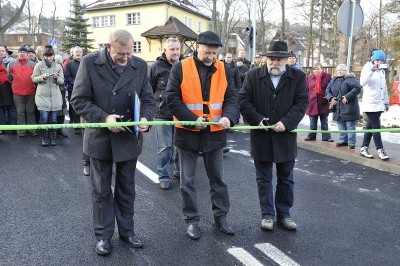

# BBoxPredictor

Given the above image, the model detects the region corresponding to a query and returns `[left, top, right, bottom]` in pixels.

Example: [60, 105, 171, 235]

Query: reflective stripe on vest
[174, 57, 227, 132]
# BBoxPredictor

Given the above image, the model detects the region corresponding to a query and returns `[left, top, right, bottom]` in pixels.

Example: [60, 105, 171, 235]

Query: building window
[127, 12, 141, 25]
[92, 15, 116, 27]
[185, 16, 192, 29]
[197, 21, 202, 33]
[18, 36, 23, 42]
[133, 41, 141, 53]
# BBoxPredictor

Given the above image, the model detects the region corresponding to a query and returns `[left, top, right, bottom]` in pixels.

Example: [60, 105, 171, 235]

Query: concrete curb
[298, 140, 400, 176]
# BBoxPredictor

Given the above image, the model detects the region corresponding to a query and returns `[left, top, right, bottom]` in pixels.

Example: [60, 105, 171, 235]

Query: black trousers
[67, 89, 80, 124]
[90, 157, 138, 240]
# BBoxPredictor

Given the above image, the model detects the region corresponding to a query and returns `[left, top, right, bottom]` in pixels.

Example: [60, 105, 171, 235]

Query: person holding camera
[325, 64, 361, 149]
[359, 50, 390, 160]
[32, 45, 64, 146]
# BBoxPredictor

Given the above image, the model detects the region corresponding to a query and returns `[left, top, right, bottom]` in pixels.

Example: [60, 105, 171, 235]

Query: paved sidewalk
[297, 128, 400, 176]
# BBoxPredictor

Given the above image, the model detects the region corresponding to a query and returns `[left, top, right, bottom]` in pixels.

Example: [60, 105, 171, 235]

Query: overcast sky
[41, 0, 388, 21]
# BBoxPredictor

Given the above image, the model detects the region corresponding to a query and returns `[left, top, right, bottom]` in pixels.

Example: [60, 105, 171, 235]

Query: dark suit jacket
[239, 65, 308, 163]
[71, 48, 155, 162]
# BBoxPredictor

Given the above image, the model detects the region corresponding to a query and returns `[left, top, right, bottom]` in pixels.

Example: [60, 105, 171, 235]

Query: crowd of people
[0, 29, 392, 256]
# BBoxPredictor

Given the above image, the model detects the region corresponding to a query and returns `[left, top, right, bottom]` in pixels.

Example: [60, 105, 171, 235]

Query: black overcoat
[71, 49, 155, 162]
[239, 64, 308, 163]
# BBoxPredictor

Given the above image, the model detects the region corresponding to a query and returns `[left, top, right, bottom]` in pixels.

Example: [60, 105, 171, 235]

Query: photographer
[326, 64, 361, 149]
[359, 50, 390, 160]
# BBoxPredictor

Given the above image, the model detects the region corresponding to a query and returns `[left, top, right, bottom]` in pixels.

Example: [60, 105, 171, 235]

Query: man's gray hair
[109, 29, 134, 46]
[165, 37, 180, 47]
[336, 63, 347, 70]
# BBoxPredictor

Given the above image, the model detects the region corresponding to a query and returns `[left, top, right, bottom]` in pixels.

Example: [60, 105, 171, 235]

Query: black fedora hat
[265, 40, 289, 58]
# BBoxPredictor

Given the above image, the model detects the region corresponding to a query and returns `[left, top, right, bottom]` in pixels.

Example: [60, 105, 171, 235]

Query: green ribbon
[0, 121, 399, 133]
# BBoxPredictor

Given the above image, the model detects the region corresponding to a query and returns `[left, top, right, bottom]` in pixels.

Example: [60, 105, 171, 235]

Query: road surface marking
[227, 247, 263, 266]
[255, 243, 300, 266]
[137, 161, 159, 183]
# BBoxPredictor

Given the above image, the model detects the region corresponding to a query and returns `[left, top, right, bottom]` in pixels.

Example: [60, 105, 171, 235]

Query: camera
[379, 63, 388, 69]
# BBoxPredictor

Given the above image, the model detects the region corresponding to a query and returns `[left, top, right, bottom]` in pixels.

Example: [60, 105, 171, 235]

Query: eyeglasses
[255, 56, 260, 58]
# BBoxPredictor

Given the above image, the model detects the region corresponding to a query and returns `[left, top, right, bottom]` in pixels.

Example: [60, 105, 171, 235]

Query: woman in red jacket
[305, 63, 333, 142]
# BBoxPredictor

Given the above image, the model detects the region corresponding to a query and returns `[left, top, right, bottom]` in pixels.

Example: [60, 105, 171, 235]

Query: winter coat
[305, 71, 331, 115]
[166, 55, 238, 153]
[325, 73, 361, 122]
[32, 60, 64, 111]
[64, 59, 81, 88]
[359, 61, 389, 112]
[149, 53, 183, 119]
[239, 65, 308, 163]
[7, 57, 36, 96]
[71, 48, 155, 162]
[238, 65, 249, 84]
[0, 58, 13, 106]
[226, 63, 241, 91]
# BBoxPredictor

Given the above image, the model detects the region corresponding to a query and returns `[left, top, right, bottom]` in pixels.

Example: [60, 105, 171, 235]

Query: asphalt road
[0, 128, 399, 266]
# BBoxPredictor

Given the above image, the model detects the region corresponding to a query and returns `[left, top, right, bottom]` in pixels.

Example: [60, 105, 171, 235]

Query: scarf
[315, 73, 322, 95]
[44, 58, 52, 68]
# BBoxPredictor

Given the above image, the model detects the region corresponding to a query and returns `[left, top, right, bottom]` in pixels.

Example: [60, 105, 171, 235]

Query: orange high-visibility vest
[174, 57, 227, 132]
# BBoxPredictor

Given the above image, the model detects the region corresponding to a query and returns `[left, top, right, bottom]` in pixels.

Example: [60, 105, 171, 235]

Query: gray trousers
[13, 95, 36, 130]
[90, 157, 137, 240]
[177, 147, 230, 223]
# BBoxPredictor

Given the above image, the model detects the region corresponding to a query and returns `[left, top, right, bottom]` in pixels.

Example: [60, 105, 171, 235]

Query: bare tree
[277, 0, 285, 40]
[0, 0, 28, 42]
[51, 0, 56, 40]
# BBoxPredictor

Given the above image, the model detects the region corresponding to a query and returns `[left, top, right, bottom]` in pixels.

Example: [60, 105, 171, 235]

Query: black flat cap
[197, 31, 223, 47]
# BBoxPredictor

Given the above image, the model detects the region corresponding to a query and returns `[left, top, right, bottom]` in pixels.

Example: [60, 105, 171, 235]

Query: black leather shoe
[304, 137, 316, 141]
[119, 235, 144, 248]
[223, 147, 230, 153]
[186, 223, 201, 240]
[336, 142, 348, 147]
[214, 219, 235, 235]
[95, 240, 111, 255]
[323, 138, 334, 142]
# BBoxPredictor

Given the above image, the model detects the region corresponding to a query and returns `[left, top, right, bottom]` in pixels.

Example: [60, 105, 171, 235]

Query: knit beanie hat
[371, 50, 386, 62]
[18, 46, 29, 53]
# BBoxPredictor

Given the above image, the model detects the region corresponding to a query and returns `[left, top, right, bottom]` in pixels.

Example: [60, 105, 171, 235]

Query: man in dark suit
[239, 40, 308, 232]
[71, 29, 155, 255]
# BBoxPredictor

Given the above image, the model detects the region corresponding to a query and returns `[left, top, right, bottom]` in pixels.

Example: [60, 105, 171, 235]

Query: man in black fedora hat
[239, 40, 308, 232]
[166, 30, 237, 240]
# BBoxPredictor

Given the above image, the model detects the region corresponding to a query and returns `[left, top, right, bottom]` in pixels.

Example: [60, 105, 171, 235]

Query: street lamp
[297, 51, 302, 67]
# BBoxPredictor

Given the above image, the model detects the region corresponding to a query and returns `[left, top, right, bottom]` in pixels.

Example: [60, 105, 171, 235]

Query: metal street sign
[337, 0, 364, 36]
[48, 39, 58, 50]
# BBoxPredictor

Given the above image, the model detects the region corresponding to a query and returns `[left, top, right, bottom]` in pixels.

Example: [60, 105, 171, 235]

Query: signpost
[48, 39, 58, 51]
[337, 0, 364, 71]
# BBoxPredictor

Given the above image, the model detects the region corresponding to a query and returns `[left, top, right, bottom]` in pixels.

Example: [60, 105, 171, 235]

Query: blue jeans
[254, 159, 295, 219]
[154, 118, 179, 181]
[0, 105, 17, 125]
[307, 114, 331, 140]
[362, 112, 383, 149]
[337, 117, 356, 145]
[39, 110, 58, 124]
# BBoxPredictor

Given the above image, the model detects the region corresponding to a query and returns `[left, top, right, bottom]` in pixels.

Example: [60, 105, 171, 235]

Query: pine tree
[62, 0, 94, 54]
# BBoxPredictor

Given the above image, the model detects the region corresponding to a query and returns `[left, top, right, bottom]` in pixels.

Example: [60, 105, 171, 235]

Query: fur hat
[371, 50, 386, 62]
[265, 41, 289, 58]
